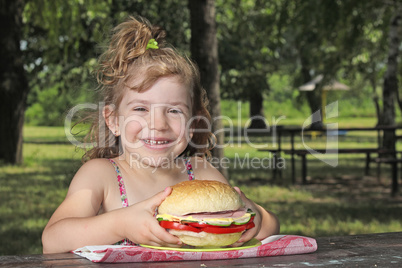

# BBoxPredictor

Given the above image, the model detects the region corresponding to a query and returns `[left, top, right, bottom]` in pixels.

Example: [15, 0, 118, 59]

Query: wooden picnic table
[261, 125, 402, 195]
[1, 232, 401, 267]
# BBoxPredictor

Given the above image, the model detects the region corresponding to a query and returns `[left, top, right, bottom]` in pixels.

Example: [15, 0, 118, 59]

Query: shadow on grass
[229, 155, 402, 237]
[0, 158, 80, 255]
[267, 199, 402, 237]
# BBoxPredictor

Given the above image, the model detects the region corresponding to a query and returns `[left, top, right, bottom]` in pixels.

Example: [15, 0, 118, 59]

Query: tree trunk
[305, 89, 323, 129]
[248, 90, 267, 129]
[188, 0, 227, 176]
[392, 7, 402, 119]
[369, 65, 381, 126]
[300, 56, 323, 129]
[380, 9, 400, 151]
[0, 0, 29, 164]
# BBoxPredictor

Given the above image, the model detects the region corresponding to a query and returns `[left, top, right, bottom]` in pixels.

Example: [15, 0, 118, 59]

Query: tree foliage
[217, 0, 282, 100]
[20, 0, 402, 128]
[267, 0, 400, 128]
[23, 0, 111, 125]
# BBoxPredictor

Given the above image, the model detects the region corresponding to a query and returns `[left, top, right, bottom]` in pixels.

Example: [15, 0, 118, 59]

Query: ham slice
[182, 208, 247, 220]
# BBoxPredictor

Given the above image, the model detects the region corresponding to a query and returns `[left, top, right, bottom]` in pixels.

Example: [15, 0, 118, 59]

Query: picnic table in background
[260, 125, 402, 196]
[1, 232, 401, 267]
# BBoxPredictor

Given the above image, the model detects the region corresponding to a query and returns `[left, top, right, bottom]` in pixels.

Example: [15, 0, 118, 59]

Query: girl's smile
[143, 139, 170, 145]
[142, 138, 174, 149]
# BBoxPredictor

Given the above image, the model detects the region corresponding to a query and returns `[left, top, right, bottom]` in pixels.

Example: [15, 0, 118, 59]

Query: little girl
[42, 16, 279, 253]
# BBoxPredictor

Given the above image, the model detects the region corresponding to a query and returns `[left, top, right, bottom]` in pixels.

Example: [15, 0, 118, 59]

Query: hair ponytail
[96, 16, 166, 87]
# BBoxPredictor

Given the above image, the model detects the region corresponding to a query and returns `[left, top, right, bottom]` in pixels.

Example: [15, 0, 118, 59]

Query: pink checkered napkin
[73, 235, 317, 263]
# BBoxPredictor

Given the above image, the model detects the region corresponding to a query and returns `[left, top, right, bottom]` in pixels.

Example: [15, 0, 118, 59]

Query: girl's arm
[42, 197, 127, 253]
[42, 159, 121, 253]
[42, 160, 180, 253]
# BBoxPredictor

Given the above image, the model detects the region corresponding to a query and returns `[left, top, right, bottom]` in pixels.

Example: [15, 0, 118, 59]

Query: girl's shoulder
[70, 158, 116, 188]
[78, 158, 115, 174]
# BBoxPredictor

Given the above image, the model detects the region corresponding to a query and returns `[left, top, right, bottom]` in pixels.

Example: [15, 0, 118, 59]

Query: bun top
[158, 180, 245, 215]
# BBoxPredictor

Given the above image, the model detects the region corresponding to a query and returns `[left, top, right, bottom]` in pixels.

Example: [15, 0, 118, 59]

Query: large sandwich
[156, 180, 255, 247]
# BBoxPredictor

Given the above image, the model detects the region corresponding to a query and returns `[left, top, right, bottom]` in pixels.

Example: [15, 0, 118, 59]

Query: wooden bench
[373, 157, 402, 196]
[284, 148, 395, 175]
[259, 149, 283, 179]
[260, 148, 393, 179]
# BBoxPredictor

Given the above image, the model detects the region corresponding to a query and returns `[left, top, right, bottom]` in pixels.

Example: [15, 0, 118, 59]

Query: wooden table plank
[1, 232, 401, 267]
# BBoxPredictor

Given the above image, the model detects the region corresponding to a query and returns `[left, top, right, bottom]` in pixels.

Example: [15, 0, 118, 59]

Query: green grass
[1, 119, 401, 255]
[0, 127, 83, 255]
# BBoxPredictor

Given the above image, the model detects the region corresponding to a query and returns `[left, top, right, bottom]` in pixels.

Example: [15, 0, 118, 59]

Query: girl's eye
[133, 107, 147, 112]
[169, 108, 183, 114]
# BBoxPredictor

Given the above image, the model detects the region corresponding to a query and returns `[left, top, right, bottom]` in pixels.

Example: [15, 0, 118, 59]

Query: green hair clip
[146, 38, 159, 50]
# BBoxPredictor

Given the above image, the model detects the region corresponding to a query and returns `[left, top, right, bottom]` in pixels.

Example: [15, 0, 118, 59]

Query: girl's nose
[149, 108, 168, 131]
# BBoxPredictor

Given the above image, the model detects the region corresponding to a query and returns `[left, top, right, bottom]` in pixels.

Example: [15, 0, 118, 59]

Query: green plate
[140, 238, 262, 252]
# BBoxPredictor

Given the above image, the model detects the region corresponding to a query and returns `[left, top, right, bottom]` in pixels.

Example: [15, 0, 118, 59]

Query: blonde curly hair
[82, 16, 213, 161]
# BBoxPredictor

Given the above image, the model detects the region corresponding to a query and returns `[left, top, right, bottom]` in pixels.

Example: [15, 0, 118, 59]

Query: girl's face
[115, 76, 193, 168]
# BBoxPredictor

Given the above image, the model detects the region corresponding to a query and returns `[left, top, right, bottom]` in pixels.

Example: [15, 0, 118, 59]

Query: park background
[1, 0, 402, 255]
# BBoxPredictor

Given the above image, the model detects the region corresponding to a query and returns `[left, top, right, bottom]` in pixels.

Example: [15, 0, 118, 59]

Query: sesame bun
[158, 180, 245, 215]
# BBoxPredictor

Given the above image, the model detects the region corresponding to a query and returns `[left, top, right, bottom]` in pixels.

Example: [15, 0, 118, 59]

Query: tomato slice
[159, 221, 202, 233]
[201, 219, 255, 234]
[185, 222, 209, 228]
[160, 219, 255, 234]
[202, 224, 247, 234]
[245, 221, 255, 230]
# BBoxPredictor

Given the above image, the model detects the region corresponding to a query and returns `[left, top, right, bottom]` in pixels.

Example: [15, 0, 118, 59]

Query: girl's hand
[121, 187, 182, 247]
[231, 186, 262, 247]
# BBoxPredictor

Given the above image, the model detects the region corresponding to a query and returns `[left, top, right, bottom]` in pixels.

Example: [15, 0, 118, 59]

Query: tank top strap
[184, 157, 195, 181]
[108, 159, 129, 208]
[108, 159, 136, 246]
